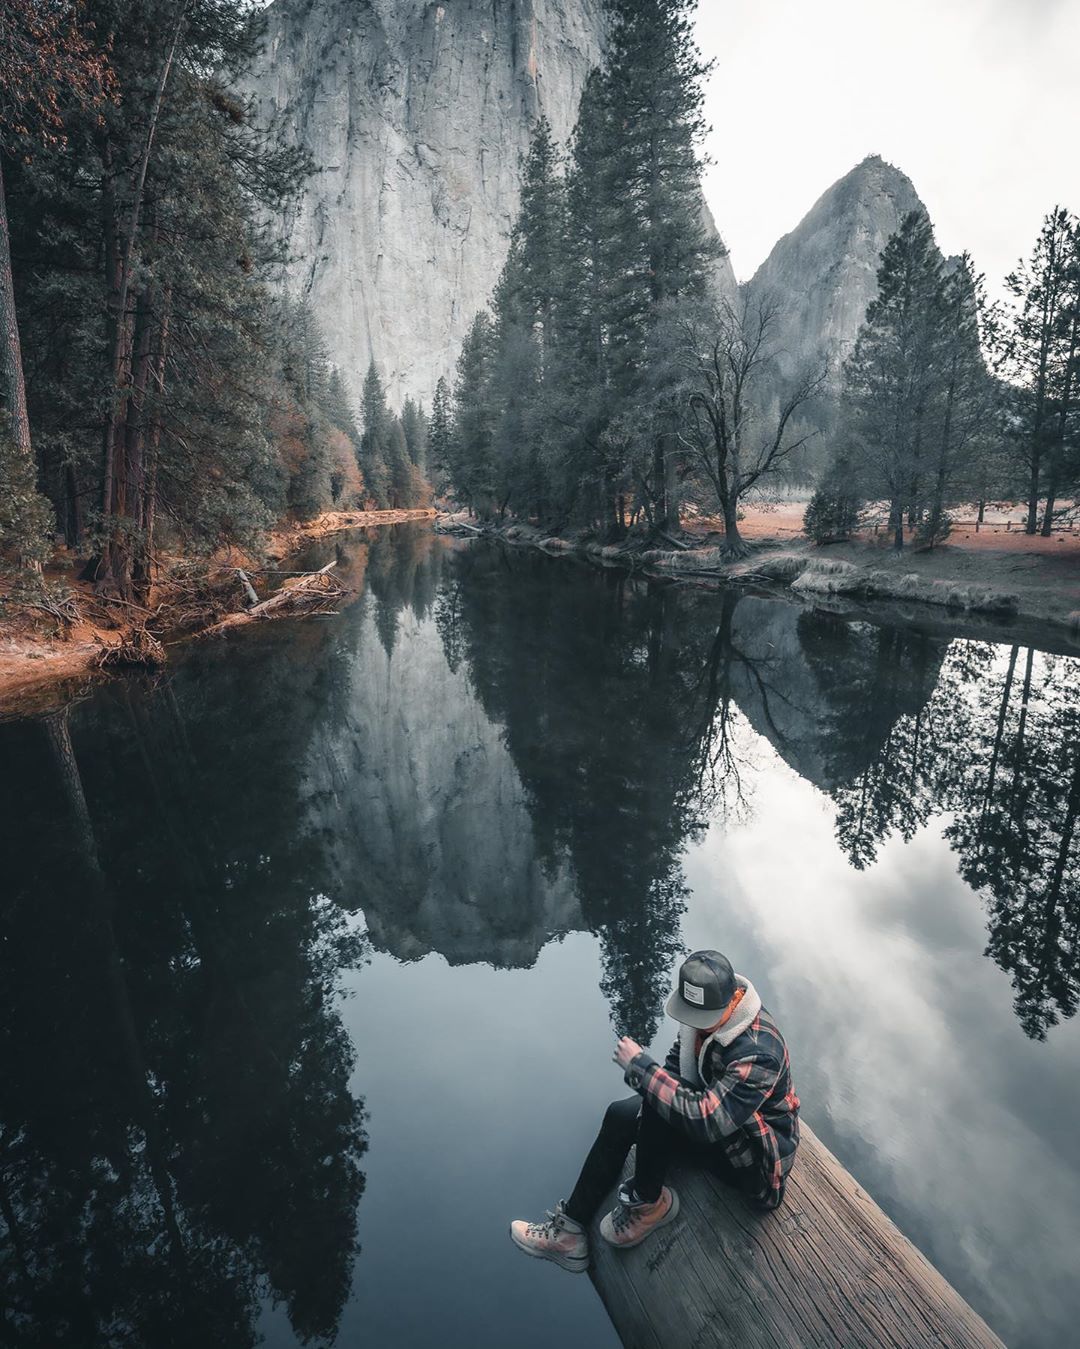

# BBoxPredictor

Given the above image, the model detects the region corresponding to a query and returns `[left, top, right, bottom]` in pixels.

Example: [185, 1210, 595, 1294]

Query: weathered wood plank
[588, 1124, 1004, 1349]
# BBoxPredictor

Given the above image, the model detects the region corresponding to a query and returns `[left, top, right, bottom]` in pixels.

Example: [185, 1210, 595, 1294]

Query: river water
[1, 523, 1078, 1349]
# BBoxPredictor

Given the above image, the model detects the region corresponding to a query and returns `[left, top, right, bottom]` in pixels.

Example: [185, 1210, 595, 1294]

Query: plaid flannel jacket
[623, 1005, 800, 1209]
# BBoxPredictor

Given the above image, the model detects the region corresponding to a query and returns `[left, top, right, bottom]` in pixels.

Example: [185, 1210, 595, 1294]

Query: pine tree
[359, 360, 391, 508]
[384, 417, 414, 508]
[401, 397, 428, 471]
[428, 376, 453, 493]
[321, 367, 361, 444]
[804, 454, 863, 543]
[918, 255, 994, 548]
[600, 0, 718, 529]
[842, 211, 948, 548]
[995, 208, 1080, 534]
[450, 313, 496, 514]
[0, 0, 112, 567]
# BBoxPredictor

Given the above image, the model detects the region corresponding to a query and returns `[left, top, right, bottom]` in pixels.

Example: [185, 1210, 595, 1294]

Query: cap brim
[664, 988, 723, 1030]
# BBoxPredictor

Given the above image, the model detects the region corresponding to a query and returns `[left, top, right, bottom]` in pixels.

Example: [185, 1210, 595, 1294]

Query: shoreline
[0, 508, 436, 718]
[441, 515, 1080, 654]
[4, 504, 1077, 717]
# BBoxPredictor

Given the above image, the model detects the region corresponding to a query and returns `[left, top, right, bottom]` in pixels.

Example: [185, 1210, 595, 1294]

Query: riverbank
[0, 508, 436, 717]
[442, 513, 1080, 649]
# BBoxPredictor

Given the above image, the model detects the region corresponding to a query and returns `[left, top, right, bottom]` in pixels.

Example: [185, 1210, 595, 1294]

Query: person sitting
[509, 949, 800, 1272]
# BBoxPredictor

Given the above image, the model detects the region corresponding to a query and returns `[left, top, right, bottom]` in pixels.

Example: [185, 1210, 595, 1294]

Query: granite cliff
[245, 0, 736, 407]
[747, 155, 930, 389]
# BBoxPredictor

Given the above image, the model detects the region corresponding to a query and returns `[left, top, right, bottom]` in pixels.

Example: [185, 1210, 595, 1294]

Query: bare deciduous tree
[671, 293, 826, 556]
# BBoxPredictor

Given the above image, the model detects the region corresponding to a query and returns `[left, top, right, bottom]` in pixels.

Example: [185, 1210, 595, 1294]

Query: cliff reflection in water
[0, 525, 1077, 1347]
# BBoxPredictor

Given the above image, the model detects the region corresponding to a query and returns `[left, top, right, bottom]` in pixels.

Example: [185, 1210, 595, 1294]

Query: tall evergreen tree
[0, 0, 112, 567]
[455, 1, 719, 534]
[428, 375, 453, 491]
[600, 0, 719, 528]
[995, 208, 1080, 534]
[919, 255, 995, 546]
[359, 360, 391, 508]
[322, 366, 361, 444]
[401, 396, 428, 472]
[384, 417, 414, 508]
[450, 313, 496, 514]
[842, 211, 948, 548]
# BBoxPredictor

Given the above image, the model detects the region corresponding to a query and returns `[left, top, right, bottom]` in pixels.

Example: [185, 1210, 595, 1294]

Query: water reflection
[428, 543, 1079, 1045]
[0, 632, 368, 1346]
[0, 525, 1077, 1348]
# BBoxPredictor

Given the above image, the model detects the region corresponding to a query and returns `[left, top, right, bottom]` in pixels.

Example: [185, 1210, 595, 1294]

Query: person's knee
[602, 1095, 641, 1137]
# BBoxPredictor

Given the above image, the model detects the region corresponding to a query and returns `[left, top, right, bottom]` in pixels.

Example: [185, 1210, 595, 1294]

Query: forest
[1, 0, 1078, 616]
[432, 6, 1080, 553]
[0, 0, 431, 612]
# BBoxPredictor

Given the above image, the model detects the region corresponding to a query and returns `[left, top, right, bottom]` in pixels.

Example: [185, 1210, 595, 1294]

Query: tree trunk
[133, 287, 169, 597]
[1040, 484, 1057, 537]
[0, 158, 31, 461]
[92, 7, 187, 589]
[1042, 305, 1079, 537]
[1026, 465, 1040, 535]
[888, 497, 904, 550]
[652, 436, 669, 531]
[721, 497, 748, 557]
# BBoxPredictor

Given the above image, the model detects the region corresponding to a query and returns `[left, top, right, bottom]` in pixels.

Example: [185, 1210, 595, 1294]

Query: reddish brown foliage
[0, 0, 115, 147]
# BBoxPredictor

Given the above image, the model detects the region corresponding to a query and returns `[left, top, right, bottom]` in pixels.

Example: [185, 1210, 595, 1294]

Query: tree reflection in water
[432, 543, 1079, 1047]
[0, 619, 368, 1346]
[819, 634, 1080, 1040]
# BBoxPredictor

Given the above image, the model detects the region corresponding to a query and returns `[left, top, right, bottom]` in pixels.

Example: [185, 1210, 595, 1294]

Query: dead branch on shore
[152, 561, 250, 634]
[95, 625, 167, 670]
[197, 561, 348, 637]
[19, 586, 84, 634]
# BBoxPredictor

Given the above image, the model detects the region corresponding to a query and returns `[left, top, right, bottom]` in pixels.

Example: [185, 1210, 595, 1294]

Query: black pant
[565, 1095, 747, 1226]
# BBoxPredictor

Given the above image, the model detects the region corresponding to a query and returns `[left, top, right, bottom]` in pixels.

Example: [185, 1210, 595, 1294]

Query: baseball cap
[664, 950, 737, 1029]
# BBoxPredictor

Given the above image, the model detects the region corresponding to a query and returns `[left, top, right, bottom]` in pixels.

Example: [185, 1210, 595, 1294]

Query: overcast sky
[695, 0, 1080, 300]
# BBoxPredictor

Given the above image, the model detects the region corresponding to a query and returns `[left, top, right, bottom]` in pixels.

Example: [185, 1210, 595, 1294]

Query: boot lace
[611, 1184, 651, 1234]
[610, 1201, 634, 1235]
[526, 1208, 567, 1239]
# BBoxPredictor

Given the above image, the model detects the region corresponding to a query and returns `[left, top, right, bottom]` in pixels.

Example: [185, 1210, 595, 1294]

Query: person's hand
[613, 1036, 643, 1072]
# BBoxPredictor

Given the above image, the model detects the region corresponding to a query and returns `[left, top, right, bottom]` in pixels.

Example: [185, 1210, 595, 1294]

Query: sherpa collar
[678, 975, 762, 1085]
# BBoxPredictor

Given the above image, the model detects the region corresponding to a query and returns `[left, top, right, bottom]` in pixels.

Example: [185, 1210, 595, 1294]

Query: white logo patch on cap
[682, 981, 705, 1006]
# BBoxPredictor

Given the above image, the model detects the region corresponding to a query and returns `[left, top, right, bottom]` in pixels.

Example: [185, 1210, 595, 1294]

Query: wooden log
[588, 1124, 1003, 1349]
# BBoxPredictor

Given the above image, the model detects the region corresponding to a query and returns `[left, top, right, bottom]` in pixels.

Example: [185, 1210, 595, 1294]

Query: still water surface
[1, 524, 1078, 1349]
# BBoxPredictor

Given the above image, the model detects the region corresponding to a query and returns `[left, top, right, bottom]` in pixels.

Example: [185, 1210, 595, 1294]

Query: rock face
[747, 155, 928, 388]
[246, 0, 736, 408]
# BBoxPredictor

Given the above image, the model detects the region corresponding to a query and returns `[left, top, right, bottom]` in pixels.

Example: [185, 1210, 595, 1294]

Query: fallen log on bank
[198, 562, 348, 637]
[589, 1123, 1003, 1349]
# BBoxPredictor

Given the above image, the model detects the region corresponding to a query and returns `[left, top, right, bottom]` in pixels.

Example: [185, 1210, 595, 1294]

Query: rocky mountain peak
[748, 154, 928, 385]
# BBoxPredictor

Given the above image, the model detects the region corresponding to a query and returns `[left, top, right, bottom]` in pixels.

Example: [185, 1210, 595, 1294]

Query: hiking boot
[599, 1183, 680, 1249]
[509, 1201, 589, 1273]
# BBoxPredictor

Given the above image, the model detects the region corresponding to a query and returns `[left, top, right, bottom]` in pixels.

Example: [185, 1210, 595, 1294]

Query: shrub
[804, 457, 863, 544]
[0, 432, 54, 572]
